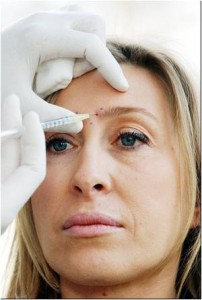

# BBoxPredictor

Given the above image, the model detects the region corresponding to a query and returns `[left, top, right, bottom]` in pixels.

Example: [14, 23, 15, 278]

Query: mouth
[63, 212, 123, 238]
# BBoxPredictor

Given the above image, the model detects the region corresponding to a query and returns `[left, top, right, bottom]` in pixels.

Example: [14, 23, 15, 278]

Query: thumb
[1, 112, 46, 231]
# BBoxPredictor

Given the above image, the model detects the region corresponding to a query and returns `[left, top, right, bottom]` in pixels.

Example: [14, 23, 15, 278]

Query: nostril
[94, 184, 103, 191]
[74, 186, 82, 193]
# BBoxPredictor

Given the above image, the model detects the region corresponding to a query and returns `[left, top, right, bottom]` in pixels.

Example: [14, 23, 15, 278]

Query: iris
[118, 132, 148, 148]
[46, 138, 72, 153]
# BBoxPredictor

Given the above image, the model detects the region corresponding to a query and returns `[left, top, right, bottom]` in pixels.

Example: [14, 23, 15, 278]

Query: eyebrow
[99, 106, 158, 123]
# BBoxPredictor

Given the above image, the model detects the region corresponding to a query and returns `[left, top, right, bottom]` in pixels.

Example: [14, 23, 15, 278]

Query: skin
[31, 65, 184, 298]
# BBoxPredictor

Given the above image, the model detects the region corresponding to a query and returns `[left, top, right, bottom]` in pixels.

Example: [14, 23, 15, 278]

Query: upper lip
[63, 212, 122, 230]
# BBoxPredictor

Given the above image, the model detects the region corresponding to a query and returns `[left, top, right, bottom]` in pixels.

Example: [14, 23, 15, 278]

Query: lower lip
[64, 224, 121, 237]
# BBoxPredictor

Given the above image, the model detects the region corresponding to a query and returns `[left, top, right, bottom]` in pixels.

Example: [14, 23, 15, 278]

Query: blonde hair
[6, 42, 200, 298]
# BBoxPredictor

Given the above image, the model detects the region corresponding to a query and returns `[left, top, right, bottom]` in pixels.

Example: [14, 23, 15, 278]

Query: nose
[70, 147, 112, 199]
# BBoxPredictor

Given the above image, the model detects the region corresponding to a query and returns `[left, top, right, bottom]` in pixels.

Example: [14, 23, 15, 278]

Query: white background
[1, 0, 200, 80]
[0, 0, 200, 297]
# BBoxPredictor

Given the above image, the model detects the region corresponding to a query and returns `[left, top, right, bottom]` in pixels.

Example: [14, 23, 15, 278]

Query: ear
[190, 204, 200, 228]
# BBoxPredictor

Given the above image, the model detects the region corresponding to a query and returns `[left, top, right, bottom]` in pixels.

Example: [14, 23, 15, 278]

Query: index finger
[84, 35, 129, 91]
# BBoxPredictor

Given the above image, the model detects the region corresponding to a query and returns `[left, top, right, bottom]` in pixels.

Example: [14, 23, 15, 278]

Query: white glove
[35, 8, 126, 99]
[1, 95, 46, 233]
[2, 9, 129, 124]
[1, 10, 128, 231]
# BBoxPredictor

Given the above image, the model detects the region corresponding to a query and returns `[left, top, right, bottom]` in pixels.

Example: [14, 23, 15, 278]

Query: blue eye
[120, 134, 136, 147]
[46, 138, 72, 153]
[118, 131, 148, 148]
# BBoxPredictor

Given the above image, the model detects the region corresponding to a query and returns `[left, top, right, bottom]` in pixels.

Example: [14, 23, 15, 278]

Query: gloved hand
[35, 8, 129, 99]
[1, 95, 46, 233]
[2, 9, 129, 128]
[1, 9, 128, 231]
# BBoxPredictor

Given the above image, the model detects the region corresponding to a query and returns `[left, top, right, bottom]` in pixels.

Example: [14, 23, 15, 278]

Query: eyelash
[46, 131, 149, 155]
[46, 137, 73, 155]
[116, 131, 149, 150]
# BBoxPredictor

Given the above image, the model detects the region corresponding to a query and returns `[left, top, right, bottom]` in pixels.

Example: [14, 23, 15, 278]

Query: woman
[6, 42, 200, 298]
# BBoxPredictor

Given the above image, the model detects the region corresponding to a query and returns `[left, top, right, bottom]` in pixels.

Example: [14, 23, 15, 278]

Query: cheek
[115, 148, 181, 247]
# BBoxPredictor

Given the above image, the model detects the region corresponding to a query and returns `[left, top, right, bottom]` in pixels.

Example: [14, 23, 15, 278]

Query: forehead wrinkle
[97, 106, 158, 123]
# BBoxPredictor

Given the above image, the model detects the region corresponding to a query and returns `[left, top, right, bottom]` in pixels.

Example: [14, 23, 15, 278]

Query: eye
[116, 131, 149, 149]
[46, 137, 73, 154]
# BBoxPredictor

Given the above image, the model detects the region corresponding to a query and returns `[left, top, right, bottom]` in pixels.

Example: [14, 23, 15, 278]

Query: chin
[60, 268, 128, 287]
[55, 252, 136, 287]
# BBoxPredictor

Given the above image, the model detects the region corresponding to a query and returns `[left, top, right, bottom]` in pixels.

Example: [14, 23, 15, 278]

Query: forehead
[55, 64, 170, 122]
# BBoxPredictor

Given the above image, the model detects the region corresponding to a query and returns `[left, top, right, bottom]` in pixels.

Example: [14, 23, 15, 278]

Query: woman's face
[31, 65, 182, 288]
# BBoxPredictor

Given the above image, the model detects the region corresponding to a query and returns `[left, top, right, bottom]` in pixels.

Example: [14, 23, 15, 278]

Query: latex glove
[1, 95, 46, 233]
[35, 8, 129, 98]
[2, 10, 129, 126]
[1, 10, 128, 231]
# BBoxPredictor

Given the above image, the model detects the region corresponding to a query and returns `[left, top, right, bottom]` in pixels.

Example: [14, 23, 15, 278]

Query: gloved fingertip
[100, 67, 129, 92]
[49, 120, 83, 134]
[69, 120, 83, 133]
[23, 111, 40, 123]
[116, 78, 129, 92]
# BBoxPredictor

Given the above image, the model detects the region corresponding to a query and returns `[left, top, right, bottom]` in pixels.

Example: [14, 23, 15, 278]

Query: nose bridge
[78, 143, 101, 177]
[70, 141, 111, 197]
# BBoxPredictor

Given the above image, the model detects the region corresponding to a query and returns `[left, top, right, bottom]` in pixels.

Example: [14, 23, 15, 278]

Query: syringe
[1, 114, 90, 139]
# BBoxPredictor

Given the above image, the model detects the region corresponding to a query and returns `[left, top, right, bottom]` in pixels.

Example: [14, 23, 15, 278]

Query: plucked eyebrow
[99, 106, 158, 123]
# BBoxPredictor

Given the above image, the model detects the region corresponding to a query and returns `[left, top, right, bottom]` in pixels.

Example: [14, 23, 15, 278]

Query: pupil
[121, 135, 136, 146]
[53, 141, 67, 151]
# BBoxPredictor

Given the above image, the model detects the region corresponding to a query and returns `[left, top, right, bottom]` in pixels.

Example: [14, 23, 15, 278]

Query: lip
[63, 212, 123, 237]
